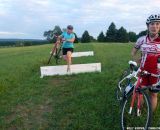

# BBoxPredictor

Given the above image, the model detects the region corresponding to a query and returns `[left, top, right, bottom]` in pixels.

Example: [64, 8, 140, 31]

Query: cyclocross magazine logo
[127, 127, 160, 130]
[141, 44, 160, 53]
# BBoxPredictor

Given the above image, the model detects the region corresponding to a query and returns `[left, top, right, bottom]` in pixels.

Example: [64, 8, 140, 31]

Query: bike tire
[120, 90, 152, 130]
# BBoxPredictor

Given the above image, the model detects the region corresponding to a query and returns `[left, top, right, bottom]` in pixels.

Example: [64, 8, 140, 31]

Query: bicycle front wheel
[121, 90, 152, 130]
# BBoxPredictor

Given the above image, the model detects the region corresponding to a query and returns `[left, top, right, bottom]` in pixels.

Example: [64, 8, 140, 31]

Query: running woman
[57, 25, 75, 72]
[132, 14, 160, 111]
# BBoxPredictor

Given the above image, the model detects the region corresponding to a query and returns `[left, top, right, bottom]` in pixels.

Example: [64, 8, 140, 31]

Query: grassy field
[0, 43, 159, 130]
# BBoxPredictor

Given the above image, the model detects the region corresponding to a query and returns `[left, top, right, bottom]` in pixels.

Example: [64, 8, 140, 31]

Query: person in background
[57, 25, 75, 72]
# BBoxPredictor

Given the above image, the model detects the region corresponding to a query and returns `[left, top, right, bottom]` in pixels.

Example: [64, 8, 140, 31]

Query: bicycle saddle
[129, 61, 138, 71]
[129, 61, 137, 67]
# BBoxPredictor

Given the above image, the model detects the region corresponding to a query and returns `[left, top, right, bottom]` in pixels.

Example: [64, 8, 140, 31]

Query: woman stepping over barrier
[57, 25, 75, 72]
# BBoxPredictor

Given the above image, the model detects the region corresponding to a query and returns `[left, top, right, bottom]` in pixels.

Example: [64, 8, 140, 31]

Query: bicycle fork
[128, 78, 143, 116]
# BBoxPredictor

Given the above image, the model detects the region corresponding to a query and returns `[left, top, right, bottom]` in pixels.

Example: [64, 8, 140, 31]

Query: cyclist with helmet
[132, 14, 160, 111]
[57, 25, 75, 72]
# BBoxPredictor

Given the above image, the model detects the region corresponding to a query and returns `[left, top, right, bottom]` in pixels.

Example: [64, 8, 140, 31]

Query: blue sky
[0, 0, 160, 39]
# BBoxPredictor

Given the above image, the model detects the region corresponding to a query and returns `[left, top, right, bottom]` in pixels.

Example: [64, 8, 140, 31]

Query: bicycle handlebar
[128, 61, 160, 77]
[118, 61, 160, 91]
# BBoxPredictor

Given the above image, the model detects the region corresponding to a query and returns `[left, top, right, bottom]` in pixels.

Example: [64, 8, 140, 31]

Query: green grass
[0, 43, 159, 130]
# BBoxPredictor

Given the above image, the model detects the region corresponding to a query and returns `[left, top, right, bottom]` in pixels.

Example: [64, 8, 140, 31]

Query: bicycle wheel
[121, 90, 152, 130]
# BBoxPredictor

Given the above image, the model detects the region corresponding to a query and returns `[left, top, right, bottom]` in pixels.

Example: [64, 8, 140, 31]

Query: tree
[128, 32, 137, 42]
[43, 30, 53, 42]
[23, 41, 32, 46]
[90, 36, 96, 42]
[53, 25, 62, 35]
[105, 22, 117, 42]
[116, 27, 129, 43]
[74, 33, 79, 43]
[43, 25, 62, 43]
[97, 31, 105, 42]
[81, 30, 90, 43]
[137, 30, 148, 38]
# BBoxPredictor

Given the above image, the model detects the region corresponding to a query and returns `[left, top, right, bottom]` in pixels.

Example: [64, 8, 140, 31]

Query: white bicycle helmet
[146, 14, 160, 24]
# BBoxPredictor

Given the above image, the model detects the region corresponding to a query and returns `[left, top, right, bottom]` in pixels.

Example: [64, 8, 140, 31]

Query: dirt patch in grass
[4, 99, 53, 130]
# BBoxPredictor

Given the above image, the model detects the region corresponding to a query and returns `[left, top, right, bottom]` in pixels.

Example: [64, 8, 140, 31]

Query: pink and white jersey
[135, 35, 160, 54]
[134, 35, 160, 69]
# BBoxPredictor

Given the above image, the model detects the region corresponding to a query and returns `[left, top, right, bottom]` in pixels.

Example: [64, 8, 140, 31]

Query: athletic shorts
[141, 76, 160, 93]
[141, 76, 158, 87]
[140, 56, 159, 87]
[62, 48, 74, 55]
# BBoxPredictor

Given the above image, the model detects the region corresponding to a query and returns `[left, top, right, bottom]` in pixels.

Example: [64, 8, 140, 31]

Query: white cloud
[0, 0, 160, 38]
[0, 31, 26, 35]
[72, 0, 160, 36]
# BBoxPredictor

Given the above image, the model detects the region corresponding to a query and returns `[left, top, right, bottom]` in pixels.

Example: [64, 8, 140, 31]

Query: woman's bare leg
[150, 92, 158, 112]
[66, 51, 72, 72]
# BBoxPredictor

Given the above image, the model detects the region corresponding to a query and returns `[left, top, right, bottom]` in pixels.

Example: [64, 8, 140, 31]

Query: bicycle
[47, 40, 63, 65]
[116, 61, 160, 130]
[47, 32, 66, 65]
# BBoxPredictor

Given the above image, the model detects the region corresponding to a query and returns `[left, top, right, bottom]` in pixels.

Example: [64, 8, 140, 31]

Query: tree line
[44, 22, 149, 43]
[0, 22, 150, 47]
[97, 22, 136, 43]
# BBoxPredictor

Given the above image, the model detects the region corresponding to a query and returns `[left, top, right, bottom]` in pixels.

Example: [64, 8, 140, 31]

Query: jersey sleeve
[71, 33, 75, 39]
[60, 32, 65, 38]
[134, 36, 145, 49]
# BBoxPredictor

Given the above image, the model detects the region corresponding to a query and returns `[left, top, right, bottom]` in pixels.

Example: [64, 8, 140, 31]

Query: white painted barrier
[40, 63, 101, 78]
[72, 51, 94, 57]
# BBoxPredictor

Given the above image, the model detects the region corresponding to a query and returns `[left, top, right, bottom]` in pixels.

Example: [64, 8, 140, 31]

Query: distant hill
[0, 38, 49, 47]
[0, 38, 47, 41]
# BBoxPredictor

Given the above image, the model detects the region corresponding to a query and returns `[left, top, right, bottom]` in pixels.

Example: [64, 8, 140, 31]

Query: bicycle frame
[47, 38, 63, 64]
[118, 69, 138, 92]
[47, 41, 58, 64]
[129, 75, 142, 116]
